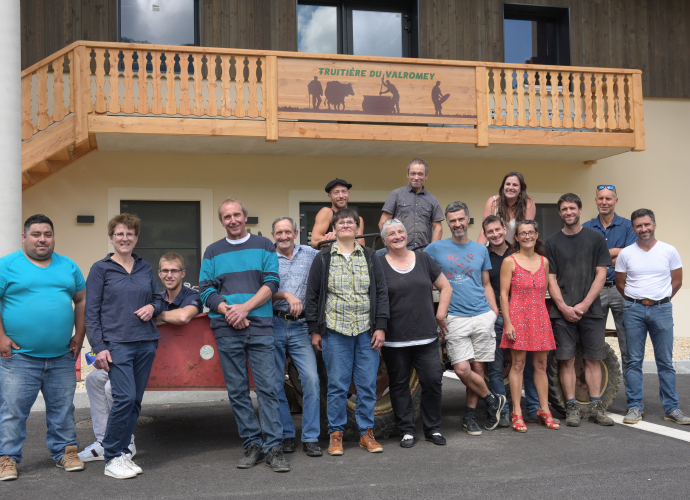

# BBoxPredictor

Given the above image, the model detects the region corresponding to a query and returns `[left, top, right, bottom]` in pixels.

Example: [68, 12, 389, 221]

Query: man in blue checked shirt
[270, 217, 321, 458]
[583, 185, 637, 375]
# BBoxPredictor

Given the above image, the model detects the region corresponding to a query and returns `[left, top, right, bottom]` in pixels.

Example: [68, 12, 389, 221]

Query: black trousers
[381, 339, 443, 437]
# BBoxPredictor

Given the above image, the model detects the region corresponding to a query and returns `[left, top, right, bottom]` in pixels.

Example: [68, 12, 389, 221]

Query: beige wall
[22, 98, 690, 335]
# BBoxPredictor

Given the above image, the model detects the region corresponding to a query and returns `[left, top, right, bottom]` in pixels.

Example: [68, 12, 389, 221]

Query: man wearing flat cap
[310, 178, 364, 249]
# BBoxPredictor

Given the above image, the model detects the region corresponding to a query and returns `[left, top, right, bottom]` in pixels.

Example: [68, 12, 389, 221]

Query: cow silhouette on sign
[325, 81, 355, 110]
[431, 81, 450, 115]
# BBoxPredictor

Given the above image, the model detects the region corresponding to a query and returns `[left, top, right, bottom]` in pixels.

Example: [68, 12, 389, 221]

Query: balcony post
[0, 0, 22, 256]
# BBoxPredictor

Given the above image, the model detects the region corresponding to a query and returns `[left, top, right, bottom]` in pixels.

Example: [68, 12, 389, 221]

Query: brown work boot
[55, 446, 84, 471]
[359, 428, 383, 453]
[0, 455, 18, 481]
[328, 431, 344, 456]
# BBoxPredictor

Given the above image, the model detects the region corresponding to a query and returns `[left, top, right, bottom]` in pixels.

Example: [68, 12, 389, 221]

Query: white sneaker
[121, 454, 142, 475]
[104, 456, 137, 479]
[78, 441, 105, 462]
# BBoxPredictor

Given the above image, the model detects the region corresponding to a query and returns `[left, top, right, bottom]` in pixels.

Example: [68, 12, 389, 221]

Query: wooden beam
[48, 147, 71, 162]
[88, 115, 267, 137]
[265, 55, 278, 142]
[631, 73, 646, 151]
[488, 128, 635, 148]
[22, 117, 76, 172]
[584, 160, 598, 165]
[73, 46, 90, 146]
[475, 66, 489, 148]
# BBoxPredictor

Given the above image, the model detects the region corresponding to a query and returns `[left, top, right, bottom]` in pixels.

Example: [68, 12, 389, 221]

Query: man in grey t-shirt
[378, 158, 444, 251]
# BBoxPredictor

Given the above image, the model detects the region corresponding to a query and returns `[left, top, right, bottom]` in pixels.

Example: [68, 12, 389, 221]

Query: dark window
[119, 200, 201, 290]
[119, 0, 200, 46]
[534, 203, 561, 240]
[300, 202, 385, 249]
[503, 4, 570, 66]
[298, 1, 417, 58]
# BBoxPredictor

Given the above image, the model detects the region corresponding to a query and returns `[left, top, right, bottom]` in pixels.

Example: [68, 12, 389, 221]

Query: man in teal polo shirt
[0, 214, 87, 481]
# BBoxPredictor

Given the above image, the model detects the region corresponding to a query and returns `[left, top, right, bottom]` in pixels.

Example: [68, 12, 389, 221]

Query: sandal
[511, 413, 527, 433]
[538, 409, 560, 430]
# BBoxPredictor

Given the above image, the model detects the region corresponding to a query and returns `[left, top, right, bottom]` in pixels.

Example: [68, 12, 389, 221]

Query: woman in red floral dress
[499, 220, 558, 432]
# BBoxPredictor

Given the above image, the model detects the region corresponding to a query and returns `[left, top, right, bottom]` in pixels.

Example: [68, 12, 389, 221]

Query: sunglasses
[597, 185, 616, 191]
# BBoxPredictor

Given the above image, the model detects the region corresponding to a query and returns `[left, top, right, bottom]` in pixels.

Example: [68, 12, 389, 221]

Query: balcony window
[298, 1, 417, 57]
[119, 0, 199, 46]
[503, 4, 570, 65]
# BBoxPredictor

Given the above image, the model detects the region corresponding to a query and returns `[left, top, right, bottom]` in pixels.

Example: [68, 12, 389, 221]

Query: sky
[121, 0, 195, 45]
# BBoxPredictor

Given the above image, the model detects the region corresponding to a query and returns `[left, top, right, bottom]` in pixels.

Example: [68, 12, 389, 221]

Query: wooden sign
[278, 58, 477, 125]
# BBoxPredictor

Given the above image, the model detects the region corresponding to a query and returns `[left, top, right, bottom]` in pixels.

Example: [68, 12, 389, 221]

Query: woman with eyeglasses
[478, 172, 536, 245]
[85, 213, 163, 479]
[378, 218, 452, 447]
[499, 220, 558, 432]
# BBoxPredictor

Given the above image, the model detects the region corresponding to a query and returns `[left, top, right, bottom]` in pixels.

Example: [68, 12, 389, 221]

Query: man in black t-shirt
[545, 193, 613, 428]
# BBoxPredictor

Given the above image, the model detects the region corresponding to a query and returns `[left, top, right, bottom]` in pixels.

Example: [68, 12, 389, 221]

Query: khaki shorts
[446, 311, 497, 364]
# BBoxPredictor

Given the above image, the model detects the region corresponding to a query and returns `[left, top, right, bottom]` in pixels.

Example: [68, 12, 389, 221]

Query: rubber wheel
[547, 342, 620, 417]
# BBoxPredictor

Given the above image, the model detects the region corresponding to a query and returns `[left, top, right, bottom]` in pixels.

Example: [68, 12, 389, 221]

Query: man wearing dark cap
[310, 179, 364, 249]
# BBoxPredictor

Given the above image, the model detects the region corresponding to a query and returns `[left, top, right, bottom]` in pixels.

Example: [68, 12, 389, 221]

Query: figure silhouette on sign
[379, 77, 400, 114]
[307, 76, 323, 109]
[325, 81, 355, 110]
[431, 81, 450, 116]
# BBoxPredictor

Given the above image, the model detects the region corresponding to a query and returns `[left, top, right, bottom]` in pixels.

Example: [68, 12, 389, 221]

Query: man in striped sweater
[199, 198, 289, 473]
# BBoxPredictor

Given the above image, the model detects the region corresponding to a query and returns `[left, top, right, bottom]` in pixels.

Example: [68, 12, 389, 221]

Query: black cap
[325, 178, 352, 193]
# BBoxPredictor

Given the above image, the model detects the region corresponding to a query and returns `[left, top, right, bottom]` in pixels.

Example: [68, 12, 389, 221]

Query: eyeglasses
[517, 231, 537, 238]
[597, 185, 616, 191]
[336, 220, 357, 227]
[113, 232, 136, 239]
[159, 269, 182, 275]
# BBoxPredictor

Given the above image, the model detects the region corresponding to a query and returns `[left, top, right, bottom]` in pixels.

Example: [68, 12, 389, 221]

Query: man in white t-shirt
[615, 208, 689, 425]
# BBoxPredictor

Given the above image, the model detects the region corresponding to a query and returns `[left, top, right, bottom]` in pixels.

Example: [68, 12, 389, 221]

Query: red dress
[500, 255, 555, 351]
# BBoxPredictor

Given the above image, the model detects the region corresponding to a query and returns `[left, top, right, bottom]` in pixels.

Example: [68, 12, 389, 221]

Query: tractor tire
[290, 351, 422, 441]
[547, 342, 620, 418]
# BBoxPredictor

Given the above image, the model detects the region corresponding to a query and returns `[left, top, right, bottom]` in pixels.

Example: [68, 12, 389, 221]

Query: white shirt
[226, 234, 251, 245]
[615, 241, 682, 300]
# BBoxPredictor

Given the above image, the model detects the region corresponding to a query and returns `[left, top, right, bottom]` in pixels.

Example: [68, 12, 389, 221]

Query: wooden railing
[21, 41, 645, 155]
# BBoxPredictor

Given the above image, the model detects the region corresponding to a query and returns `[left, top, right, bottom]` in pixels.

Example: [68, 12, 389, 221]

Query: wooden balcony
[21, 41, 645, 189]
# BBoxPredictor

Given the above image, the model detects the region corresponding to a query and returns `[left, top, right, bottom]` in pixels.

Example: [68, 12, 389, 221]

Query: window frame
[117, 0, 201, 47]
[503, 3, 571, 66]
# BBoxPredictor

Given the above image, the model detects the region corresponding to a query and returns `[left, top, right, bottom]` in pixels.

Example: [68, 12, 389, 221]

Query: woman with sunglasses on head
[499, 220, 558, 432]
[478, 172, 536, 245]
[85, 214, 163, 479]
[378, 218, 452, 448]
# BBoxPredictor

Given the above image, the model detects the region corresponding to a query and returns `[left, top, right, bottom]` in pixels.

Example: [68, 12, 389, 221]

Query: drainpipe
[0, 1, 22, 257]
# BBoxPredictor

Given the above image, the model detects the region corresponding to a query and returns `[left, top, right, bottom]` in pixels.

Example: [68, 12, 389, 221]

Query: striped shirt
[274, 244, 318, 312]
[325, 242, 371, 336]
[199, 234, 280, 337]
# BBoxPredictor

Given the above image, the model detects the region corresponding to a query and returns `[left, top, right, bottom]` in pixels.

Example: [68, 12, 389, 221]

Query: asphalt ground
[5, 374, 690, 500]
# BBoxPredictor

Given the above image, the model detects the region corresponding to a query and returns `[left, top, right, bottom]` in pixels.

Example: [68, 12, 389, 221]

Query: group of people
[0, 159, 687, 482]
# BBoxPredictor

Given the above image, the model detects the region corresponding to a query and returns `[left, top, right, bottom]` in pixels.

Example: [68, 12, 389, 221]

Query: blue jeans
[487, 314, 540, 414]
[322, 328, 378, 436]
[0, 353, 77, 462]
[216, 334, 282, 452]
[623, 301, 679, 413]
[103, 340, 157, 461]
[273, 317, 320, 442]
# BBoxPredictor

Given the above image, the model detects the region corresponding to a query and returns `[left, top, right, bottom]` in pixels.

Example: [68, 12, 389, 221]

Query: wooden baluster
[137, 51, 149, 114]
[234, 57, 246, 118]
[220, 56, 232, 117]
[179, 54, 191, 115]
[616, 74, 630, 130]
[550, 73, 561, 128]
[516, 70, 526, 127]
[206, 55, 218, 117]
[504, 70, 515, 127]
[259, 57, 266, 118]
[93, 49, 107, 114]
[87, 50, 94, 114]
[538, 73, 549, 127]
[247, 57, 259, 118]
[583, 73, 594, 129]
[122, 50, 135, 114]
[561, 73, 572, 128]
[605, 74, 617, 130]
[193, 53, 204, 116]
[68, 51, 75, 113]
[594, 73, 604, 130]
[21, 75, 34, 140]
[493, 69, 504, 126]
[165, 53, 177, 115]
[52, 56, 67, 122]
[150, 52, 162, 115]
[36, 65, 50, 131]
[573, 73, 583, 128]
[107, 51, 121, 113]
[527, 70, 537, 127]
